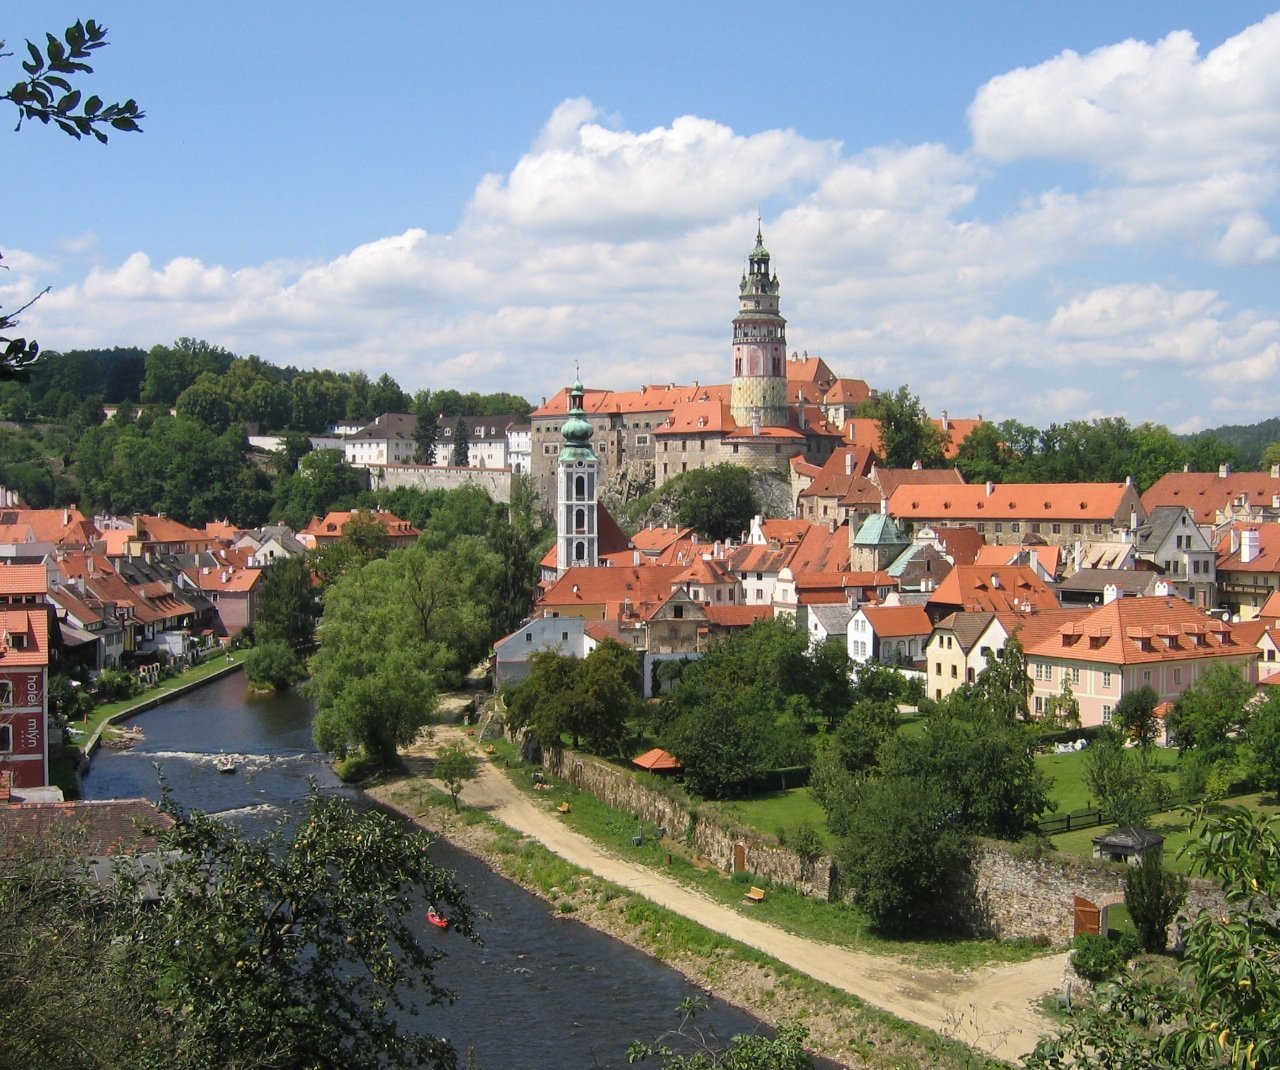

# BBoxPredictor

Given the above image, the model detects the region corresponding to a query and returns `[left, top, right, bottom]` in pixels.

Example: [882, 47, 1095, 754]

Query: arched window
[575, 508, 585, 532]
[574, 540, 586, 561]
[574, 474, 586, 498]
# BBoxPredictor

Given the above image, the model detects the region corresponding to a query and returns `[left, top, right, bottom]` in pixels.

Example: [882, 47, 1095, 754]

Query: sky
[5, 2, 1280, 433]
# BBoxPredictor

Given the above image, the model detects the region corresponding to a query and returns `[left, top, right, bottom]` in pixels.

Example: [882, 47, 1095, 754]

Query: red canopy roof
[631, 748, 683, 771]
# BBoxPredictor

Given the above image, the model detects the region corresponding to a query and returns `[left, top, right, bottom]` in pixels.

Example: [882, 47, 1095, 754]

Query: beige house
[888, 481, 1146, 547]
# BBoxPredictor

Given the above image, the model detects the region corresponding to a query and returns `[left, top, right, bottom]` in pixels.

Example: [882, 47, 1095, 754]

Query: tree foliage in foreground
[0, 794, 474, 1070]
[1123, 850, 1188, 954]
[1028, 807, 1280, 1070]
[1, 19, 144, 378]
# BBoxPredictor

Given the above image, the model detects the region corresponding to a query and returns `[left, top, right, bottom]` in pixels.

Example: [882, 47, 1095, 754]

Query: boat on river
[426, 907, 449, 930]
[215, 754, 238, 774]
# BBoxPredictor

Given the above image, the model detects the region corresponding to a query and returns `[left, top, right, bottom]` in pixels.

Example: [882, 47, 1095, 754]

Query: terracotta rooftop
[1142, 469, 1280, 525]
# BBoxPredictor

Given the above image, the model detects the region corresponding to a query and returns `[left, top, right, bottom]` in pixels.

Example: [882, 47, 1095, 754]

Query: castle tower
[556, 378, 599, 575]
[730, 222, 789, 429]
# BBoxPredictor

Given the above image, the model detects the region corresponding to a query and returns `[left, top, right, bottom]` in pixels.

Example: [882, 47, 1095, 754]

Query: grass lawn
[705, 787, 833, 849]
[1036, 745, 1180, 816]
[1049, 791, 1280, 873]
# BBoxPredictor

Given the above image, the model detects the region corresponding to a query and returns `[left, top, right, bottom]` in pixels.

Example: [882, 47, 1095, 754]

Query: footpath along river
[80, 670, 810, 1070]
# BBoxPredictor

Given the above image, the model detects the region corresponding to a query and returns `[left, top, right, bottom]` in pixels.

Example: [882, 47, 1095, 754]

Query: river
[81, 672, 788, 1069]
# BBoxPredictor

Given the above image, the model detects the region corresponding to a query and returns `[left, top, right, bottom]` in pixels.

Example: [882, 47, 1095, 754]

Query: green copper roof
[853, 513, 907, 547]
[559, 377, 598, 462]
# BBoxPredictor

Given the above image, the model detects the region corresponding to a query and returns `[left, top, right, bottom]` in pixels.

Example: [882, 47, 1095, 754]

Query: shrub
[1071, 931, 1138, 984]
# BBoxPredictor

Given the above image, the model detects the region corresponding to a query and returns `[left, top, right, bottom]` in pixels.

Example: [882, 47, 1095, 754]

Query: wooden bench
[744, 886, 766, 903]
[557, 801, 572, 814]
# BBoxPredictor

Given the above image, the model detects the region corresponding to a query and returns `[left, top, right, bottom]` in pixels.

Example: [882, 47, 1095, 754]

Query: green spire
[559, 378, 597, 462]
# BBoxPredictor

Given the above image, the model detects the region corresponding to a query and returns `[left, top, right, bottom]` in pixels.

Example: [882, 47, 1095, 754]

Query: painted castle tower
[729, 222, 789, 430]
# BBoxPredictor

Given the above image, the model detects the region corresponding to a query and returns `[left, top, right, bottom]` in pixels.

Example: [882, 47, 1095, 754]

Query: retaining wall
[536, 742, 1228, 946]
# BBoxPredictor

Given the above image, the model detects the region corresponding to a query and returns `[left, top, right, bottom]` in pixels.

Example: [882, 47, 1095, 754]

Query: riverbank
[368, 726, 1062, 1069]
[57, 655, 247, 796]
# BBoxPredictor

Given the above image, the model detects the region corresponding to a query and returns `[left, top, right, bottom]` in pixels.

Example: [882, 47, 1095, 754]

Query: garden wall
[540, 746, 834, 899]
[369, 464, 513, 502]
[537, 743, 1227, 947]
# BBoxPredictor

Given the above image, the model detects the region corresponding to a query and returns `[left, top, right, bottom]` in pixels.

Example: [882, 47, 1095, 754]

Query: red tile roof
[0, 563, 48, 597]
[1142, 470, 1280, 525]
[928, 565, 1060, 615]
[1023, 598, 1250, 667]
[861, 605, 932, 637]
[889, 482, 1142, 522]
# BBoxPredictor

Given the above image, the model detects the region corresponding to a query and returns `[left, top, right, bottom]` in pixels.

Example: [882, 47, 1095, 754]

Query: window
[934, 662, 942, 676]
[755, 589, 763, 600]
[1070, 666, 1080, 685]
[0, 681, 11, 706]
[1102, 670, 1112, 689]
[1101, 704, 1114, 725]
[1143, 670, 1152, 684]
[525, 634, 532, 643]
[561, 631, 568, 641]
[635, 434, 649, 446]
[1173, 667, 1182, 684]
[0, 723, 10, 751]
[995, 522, 1003, 533]
[673, 605, 684, 619]
[1011, 522, 1021, 533]
[1051, 523, 1061, 534]
[950, 664, 958, 678]
[1034, 696, 1045, 714]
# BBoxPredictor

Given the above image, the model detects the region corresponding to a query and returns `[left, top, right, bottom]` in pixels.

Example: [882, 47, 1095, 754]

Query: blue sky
[5, 3, 1280, 432]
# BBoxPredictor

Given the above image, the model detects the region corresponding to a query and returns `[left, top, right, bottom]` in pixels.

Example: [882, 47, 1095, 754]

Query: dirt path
[401, 726, 1066, 1063]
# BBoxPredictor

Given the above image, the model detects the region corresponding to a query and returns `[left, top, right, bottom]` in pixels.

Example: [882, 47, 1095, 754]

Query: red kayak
[426, 907, 449, 930]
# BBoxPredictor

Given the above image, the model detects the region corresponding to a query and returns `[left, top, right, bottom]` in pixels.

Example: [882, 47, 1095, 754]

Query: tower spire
[730, 221, 788, 430]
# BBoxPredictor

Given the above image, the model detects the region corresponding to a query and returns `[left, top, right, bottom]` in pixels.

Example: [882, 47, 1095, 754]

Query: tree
[1116, 685, 1161, 748]
[1, 19, 143, 379]
[1167, 663, 1254, 761]
[674, 464, 757, 541]
[970, 639, 1033, 721]
[1123, 850, 1188, 953]
[253, 553, 316, 651]
[953, 420, 1017, 484]
[877, 707, 1048, 841]
[831, 699, 899, 775]
[627, 999, 813, 1069]
[413, 392, 439, 464]
[1246, 688, 1280, 796]
[506, 648, 580, 748]
[450, 416, 470, 466]
[245, 554, 316, 691]
[837, 775, 968, 933]
[1027, 807, 1280, 1070]
[310, 540, 493, 766]
[1085, 730, 1162, 828]
[124, 794, 472, 1069]
[434, 739, 478, 812]
[863, 385, 949, 469]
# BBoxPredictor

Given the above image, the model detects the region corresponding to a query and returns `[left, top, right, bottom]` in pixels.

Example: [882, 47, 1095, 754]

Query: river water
[81, 672, 792, 1069]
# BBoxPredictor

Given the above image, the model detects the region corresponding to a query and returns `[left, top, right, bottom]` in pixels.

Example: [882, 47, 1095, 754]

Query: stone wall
[538, 743, 1228, 948]
[541, 746, 833, 899]
[957, 842, 1227, 947]
[369, 464, 513, 502]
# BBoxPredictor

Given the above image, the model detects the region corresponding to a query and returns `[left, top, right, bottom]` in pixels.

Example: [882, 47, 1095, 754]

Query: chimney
[912, 460, 922, 470]
[941, 409, 950, 430]
[991, 573, 1002, 589]
[1219, 463, 1232, 478]
[1272, 464, 1280, 480]
[986, 481, 995, 496]
[1183, 463, 1191, 473]
[845, 451, 853, 476]
[1103, 583, 1120, 605]
[1242, 528, 1260, 564]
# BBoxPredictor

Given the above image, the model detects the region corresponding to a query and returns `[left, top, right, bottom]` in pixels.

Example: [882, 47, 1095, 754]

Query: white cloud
[20, 11, 1280, 436]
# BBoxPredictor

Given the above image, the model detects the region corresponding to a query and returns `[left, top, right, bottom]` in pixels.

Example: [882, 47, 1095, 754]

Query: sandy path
[404, 726, 1067, 1063]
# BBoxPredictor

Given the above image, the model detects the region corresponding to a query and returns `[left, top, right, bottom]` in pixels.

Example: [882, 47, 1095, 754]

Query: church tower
[556, 377, 599, 575]
[730, 222, 789, 429]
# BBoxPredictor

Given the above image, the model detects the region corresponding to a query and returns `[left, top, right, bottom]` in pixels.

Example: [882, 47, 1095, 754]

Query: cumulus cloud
[20, 12, 1280, 434]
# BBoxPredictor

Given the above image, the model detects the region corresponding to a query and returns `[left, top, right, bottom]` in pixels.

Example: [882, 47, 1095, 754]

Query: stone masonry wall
[542, 746, 834, 899]
[369, 464, 513, 502]
[539, 744, 1228, 947]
